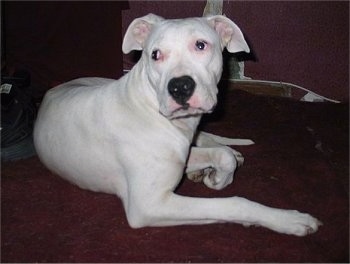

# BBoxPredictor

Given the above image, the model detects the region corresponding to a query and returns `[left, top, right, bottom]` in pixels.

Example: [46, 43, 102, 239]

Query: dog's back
[34, 78, 128, 195]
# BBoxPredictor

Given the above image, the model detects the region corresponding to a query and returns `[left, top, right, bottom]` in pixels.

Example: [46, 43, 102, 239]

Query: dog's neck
[124, 64, 159, 110]
[171, 115, 202, 142]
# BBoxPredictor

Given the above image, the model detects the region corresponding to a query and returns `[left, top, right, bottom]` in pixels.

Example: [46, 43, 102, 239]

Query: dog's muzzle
[167, 76, 196, 108]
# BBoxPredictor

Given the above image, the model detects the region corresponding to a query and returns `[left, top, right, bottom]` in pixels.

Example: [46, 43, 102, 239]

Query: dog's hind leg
[196, 131, 254, 147]
[194, 131, 253, 167]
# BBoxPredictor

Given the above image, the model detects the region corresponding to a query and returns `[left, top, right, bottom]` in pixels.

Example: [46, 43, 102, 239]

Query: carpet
[2, 88, 348, 262]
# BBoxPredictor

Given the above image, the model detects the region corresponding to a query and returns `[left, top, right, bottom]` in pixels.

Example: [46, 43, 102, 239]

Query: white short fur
[34, 14, 321, 236]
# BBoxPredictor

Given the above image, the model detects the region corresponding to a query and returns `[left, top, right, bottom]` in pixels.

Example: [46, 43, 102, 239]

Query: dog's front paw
[186, 167, 214, 183]
[202, 147, 238, 190]
[186, 167, 234, 190]
[230, 148, 244, 167]
[267, 210, 322, 236]
[203, 168, 234, 190]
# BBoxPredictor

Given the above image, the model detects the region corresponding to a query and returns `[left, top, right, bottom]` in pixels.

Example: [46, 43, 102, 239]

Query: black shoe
[1, 70, 37, 162]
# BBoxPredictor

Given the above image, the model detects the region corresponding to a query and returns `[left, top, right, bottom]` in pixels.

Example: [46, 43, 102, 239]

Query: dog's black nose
[168, 76, 196, 106]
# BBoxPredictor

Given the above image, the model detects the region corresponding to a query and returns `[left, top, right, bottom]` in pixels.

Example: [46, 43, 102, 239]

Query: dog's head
[123, 14, 249, 119]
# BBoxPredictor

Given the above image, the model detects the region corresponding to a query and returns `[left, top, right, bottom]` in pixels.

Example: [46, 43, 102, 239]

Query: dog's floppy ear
[206, 15, 250, 53]
[122, 13, 164, 54]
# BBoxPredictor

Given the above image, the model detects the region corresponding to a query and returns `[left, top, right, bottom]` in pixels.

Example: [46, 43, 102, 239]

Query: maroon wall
[3, 2, 128, 97]
[122, 1, 349, 101]
[3, 2, 348, 101]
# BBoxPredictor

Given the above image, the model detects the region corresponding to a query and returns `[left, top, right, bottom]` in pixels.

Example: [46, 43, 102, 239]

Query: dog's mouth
[159, 91, 217, 119]
[162, 103, 216, 119]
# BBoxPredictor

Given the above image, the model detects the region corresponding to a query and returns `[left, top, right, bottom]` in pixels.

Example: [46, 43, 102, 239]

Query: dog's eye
[151, 49, 161, 61]
[195, 40, 207, 51]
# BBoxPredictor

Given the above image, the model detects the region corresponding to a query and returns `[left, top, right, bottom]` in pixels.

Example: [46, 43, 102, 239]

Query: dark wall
[3, 1, 128, 97]
[122, 1, 349, 101]
[3, 1, 348, 101]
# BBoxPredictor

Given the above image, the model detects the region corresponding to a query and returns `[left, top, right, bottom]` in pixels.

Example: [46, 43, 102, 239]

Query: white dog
[34, 14, 321, 236]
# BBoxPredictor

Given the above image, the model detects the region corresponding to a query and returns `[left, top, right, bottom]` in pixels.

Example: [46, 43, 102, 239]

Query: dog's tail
[197, 131, 254, 147]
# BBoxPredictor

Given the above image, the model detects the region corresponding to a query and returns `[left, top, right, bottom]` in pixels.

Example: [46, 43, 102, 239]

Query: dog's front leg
[124, 148, 321, 236]
[185, 146, 237, 190]
[127, 183, 321, 236]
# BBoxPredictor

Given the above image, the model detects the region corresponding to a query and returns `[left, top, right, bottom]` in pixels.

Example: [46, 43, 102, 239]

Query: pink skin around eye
[152, 49, 167, 62]
[188, 40, 210, 53]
